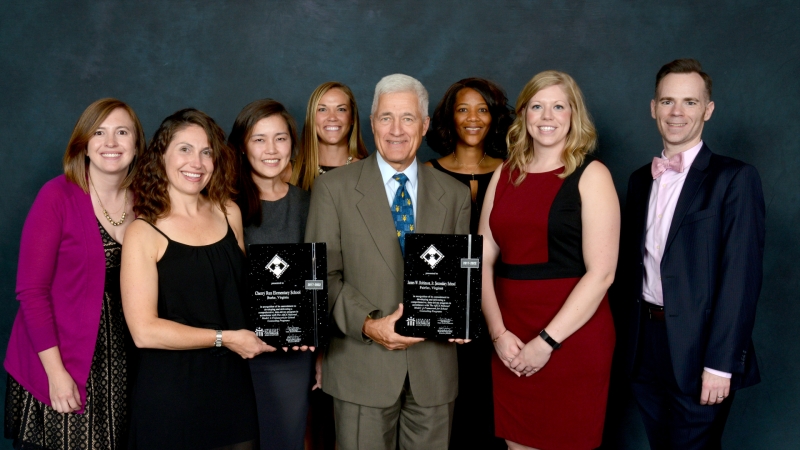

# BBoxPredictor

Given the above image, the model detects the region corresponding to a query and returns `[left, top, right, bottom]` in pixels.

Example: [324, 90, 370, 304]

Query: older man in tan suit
[305, 74, 471, 449]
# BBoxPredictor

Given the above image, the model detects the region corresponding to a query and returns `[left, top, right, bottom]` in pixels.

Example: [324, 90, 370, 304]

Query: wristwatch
[214, 330, 223, 348]
[539, 329, 561, 350]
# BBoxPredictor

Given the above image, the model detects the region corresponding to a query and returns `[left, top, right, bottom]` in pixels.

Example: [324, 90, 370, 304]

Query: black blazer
[617, 144, 764, 395]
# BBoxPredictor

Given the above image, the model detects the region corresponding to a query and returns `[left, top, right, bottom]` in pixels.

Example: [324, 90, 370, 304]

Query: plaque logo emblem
[406, 316, 415, 327]
[266, 254, 289, 279]
[420, 245, 444, 269]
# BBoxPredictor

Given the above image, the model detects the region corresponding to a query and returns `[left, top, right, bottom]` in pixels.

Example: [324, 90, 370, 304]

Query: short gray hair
[371, 74, 429, 118]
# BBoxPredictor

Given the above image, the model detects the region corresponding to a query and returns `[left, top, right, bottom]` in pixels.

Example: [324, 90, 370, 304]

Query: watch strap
[214, 329, 223, 348]
[539, 329, 561, 350]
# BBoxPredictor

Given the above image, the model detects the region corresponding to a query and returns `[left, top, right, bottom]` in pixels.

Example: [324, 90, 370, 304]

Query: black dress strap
[136, 217, 171, 241]
[429, 159, 445, 170]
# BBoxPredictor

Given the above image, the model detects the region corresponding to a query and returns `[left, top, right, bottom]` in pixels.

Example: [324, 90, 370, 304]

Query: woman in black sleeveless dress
[121, 109, 273, 449]
[425, 78, 513, 449]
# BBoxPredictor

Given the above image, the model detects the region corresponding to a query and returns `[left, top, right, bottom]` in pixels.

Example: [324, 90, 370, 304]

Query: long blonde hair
[291, 82, 368, 190]
[505, 71, 597, 185]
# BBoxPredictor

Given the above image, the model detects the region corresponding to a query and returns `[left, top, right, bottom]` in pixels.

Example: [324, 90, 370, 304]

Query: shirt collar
[376, 151, 418, 188]
[661, 140, 703, 172]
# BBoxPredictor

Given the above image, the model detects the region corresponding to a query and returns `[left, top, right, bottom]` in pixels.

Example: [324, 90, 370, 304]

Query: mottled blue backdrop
[1, 1, 798, 448]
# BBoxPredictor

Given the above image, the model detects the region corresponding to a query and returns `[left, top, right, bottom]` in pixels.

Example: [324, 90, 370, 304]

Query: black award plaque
[396, 233, 483, 340]
[245, 243, 328, 348]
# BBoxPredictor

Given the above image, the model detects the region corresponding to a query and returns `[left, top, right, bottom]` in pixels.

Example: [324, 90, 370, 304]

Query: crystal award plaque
[396, 234, 483, 339]
[245, 242, 328, 347]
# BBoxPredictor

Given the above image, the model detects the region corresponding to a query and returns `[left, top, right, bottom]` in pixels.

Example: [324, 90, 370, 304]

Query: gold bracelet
[492, 329, 508, 343]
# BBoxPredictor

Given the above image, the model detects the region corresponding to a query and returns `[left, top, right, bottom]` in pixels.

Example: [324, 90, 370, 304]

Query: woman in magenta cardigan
[4, 98, 145, 449]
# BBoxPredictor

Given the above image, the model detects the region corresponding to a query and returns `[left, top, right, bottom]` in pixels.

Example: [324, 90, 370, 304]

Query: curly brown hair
[132, 108, 237, 222]
[426, 78, 513, 159]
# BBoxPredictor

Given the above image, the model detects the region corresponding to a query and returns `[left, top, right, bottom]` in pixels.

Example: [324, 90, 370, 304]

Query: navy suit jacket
[618, 144, 764, 395]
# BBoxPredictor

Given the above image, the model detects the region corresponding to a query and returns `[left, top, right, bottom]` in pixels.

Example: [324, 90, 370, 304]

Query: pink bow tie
[651, 153, 684, 179]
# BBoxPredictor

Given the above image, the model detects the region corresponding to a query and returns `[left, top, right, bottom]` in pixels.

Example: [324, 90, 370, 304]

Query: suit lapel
[664, 144, 711, 252]
[416, 164, 447, 234]
[355, 155, 403, 281]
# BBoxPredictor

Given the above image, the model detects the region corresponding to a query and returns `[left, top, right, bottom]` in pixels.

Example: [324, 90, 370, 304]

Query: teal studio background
[1, 1, 798, 448]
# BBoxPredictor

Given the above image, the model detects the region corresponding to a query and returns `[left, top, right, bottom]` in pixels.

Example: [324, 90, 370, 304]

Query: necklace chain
[89, 176, 128, 226]
[319, 155, 353, 175]
[452, 152, 486, 175]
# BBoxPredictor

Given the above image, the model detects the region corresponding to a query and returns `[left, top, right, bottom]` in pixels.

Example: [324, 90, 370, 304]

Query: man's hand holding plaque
[363, 304, 425, 350]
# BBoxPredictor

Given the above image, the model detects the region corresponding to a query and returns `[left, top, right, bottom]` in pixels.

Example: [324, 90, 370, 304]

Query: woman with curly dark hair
[121, 108, 272, 449]
[424, 78, 512, 450]
[425, 78, 513, 235]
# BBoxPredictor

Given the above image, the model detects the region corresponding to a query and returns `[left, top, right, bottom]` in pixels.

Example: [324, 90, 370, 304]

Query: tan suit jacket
[305, 153, 471, 408]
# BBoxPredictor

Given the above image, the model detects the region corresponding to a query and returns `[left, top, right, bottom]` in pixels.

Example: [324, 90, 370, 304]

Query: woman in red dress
[479, 71, 620, 450]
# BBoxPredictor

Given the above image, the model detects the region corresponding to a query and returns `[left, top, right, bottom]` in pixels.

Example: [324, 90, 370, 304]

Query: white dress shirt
[376, 152, 418, 218]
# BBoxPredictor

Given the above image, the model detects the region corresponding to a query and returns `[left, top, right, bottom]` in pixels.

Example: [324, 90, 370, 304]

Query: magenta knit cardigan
[4, 175, 106, 413]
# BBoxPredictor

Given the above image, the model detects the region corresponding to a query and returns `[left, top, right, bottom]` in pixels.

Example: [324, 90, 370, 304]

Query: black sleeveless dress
[428, 159, 506, 449]
[428, 159, 494, 235]
[128, 220, 258, 449]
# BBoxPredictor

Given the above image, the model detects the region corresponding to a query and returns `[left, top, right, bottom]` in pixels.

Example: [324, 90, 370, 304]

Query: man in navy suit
[618, 59, 765, 449]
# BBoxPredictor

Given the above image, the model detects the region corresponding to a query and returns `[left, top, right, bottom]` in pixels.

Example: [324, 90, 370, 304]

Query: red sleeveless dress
[489, 159, 615, 449]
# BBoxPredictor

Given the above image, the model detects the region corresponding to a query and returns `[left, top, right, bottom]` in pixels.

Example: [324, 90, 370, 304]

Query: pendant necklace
[90, 176, 128, 226]
[452, 152, 485, 203]
[452, 152, 486, 178]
